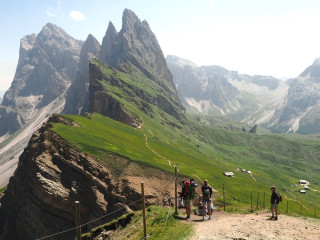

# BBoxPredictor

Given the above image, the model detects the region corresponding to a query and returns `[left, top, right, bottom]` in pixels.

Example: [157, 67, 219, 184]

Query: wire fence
[36, 198, 143, 240]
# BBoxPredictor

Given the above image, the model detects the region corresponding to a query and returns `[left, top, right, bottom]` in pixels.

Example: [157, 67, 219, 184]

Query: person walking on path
[270, 186, 280, 220]
[201, 179, 213, 220]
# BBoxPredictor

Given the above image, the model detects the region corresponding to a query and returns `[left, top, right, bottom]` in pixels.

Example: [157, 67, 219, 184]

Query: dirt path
[189, 211, 320, 240]
[143, 133, 172, 167]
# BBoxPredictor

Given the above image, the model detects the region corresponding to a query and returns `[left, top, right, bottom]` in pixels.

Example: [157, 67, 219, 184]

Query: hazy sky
[1, 0, 320, 92]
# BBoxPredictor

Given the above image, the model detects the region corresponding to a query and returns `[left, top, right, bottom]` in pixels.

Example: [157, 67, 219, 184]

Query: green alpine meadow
[52, 59, 320, 220]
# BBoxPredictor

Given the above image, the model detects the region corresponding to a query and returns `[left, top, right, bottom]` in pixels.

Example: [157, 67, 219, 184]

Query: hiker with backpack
[270, 186, 281, 220]
[182, 178, 198, 219]
[201, 179, 213, 220]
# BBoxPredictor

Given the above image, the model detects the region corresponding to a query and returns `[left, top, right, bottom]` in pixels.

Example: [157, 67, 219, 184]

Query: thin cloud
[69, 11, 85, 21]
[46, 0, 61, 17]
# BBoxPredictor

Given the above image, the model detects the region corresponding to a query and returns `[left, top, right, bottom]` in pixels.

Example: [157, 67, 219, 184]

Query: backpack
[182, 181, 190, 197]
[189, 181, 198, 199]
[277, 192, 282, 202]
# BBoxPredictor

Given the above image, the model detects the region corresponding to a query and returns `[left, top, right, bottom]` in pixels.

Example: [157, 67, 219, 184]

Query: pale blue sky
[1, 0, 320, 92]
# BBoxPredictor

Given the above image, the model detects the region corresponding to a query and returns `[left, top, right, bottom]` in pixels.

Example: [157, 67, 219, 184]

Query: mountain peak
[312, 57, 320, 66]
[122, 9, 140, 30]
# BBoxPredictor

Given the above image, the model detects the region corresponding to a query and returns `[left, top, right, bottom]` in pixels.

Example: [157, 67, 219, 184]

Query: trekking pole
[174, 166, 178, 215]
[256, 192, 259, 209]
[286, 200, 288, 213]
[75, 201, 81, 240]
[141, 182, 147, 239]
[315, 208, 317, 218]
[263, 192, 265, 208]
[250, 192, 253, 212]
[223, 184, 226, 211]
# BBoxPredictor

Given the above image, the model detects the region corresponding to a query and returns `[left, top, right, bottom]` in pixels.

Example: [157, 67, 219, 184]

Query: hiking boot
[186, 216, 190, 220]
[208, 216, 211, 220]
[268, 216, 274, 220]
[202, 216, 206, 220]
[274, 216, 278, 221]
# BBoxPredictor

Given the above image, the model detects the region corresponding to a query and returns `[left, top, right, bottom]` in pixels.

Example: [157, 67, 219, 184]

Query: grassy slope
[51, 60, 320, 220]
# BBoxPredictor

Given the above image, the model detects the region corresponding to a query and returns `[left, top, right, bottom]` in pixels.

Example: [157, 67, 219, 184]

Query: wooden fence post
[286, 200, 289, 213]
[174, 166, 178, 215]
[256, 192, 260, 209]
[223, 184, 226, 211]
[250, 192, 253, 212]
[141, 182, 147, 239]
[75, 201, 81, 240]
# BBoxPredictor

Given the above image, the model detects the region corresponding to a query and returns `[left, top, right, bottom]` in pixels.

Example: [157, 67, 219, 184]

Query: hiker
[270, 186, 280, 220]
[182, 179, 198, 219]
[201, 179, 213, 220]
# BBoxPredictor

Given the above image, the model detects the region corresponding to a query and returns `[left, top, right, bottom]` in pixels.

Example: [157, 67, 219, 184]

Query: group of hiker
[179, 179, 213, 220]
[179, 180, 282, 221]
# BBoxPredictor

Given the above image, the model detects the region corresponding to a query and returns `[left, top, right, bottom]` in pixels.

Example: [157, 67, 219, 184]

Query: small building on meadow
[304, 186, 309, 190]
[223, 172, 234, 177]
[299, 180, 309, 185]
[299, 190, 307, 194]
[247, 171, 252, 174]
[241, 169, 247, 172]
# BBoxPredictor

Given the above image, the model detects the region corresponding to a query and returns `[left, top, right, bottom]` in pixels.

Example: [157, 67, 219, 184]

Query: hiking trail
[188, 210, 320, 240]
[143, 132, 172, 167]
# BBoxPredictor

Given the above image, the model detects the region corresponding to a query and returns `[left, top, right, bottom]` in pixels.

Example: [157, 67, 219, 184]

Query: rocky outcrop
[0, 23, 82, 139]
[64, 34, 101, 114]
[0, 115, 175, 240]
[249, 124, 258, 134]
[101, 9, 178, 97]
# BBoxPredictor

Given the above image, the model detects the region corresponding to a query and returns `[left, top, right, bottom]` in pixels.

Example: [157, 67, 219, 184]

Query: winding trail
[143, 132, 172, 167]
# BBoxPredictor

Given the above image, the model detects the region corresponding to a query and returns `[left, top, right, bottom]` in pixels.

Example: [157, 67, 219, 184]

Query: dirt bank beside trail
[189, 211, 320, 240]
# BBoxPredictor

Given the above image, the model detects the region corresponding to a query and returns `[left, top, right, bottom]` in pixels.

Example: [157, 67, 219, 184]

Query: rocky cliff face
[64, 34, 101, 114]
[269, 59, 320, 133]
[0, 115, 175, 240]
[101, 9, 178, 97]
[0, 23, 81, 139]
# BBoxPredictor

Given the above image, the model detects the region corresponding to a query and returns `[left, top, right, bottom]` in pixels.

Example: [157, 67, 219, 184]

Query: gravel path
[189, 211, 320, 240]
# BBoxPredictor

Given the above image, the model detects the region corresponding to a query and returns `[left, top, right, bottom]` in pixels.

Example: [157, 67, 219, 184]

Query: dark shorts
[271, 203, 278, 209]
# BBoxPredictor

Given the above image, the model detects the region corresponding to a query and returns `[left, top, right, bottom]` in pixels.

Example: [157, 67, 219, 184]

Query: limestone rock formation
[0, 115, 174, 240]
[0, 23, 82, 139]
[249, 124, 258, 134]
[101, 9, 178, 97]
[64, 34, 101, 114]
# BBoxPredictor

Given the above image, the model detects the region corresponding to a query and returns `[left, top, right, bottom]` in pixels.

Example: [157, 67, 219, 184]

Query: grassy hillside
[82, 206, 191, 240]
[52, 112, 320, 218]
[51, 60, 320, 219]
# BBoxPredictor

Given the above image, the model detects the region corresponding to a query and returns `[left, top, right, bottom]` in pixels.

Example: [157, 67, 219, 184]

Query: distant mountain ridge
[167, 55, 320, 134]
